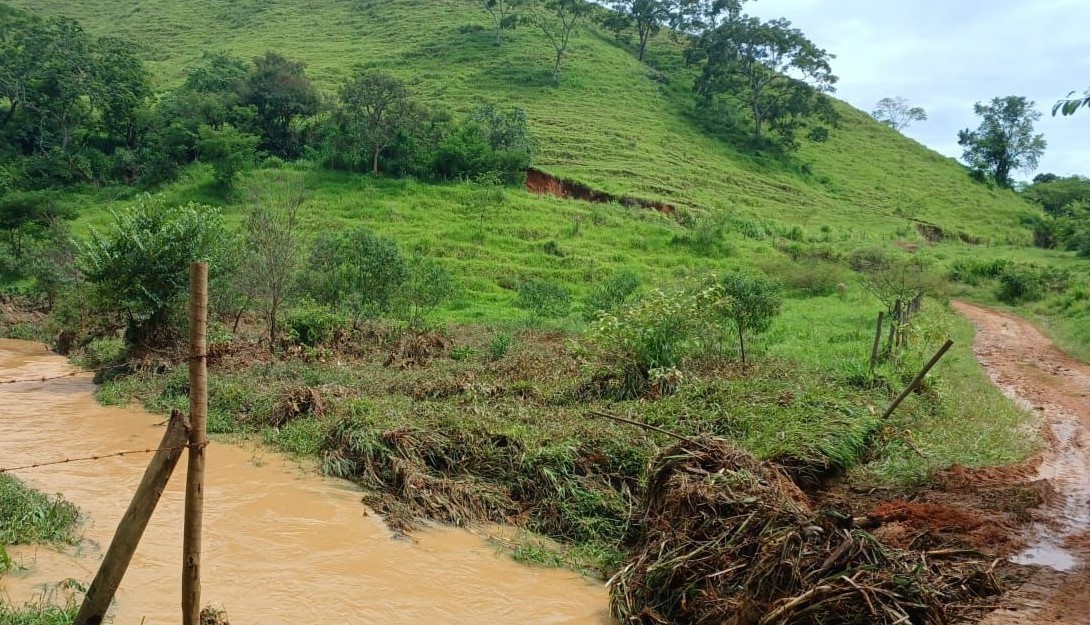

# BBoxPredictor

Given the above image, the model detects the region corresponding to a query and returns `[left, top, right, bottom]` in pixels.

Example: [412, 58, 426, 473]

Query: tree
[395, 255, 456, 329]
[235, 175, 307, 347]
[197, 124, 259, 193]
[871, 96, 927, 131]
[716, 272, 781, 366]
[240, 51, 318, 157]
[688, 14, 838, 149]
[1054, 88, 1090, 116]
[482, 0, 524, 45]
[957, 96, 1046, 189]
[335, 70, 424, 175]
[78, 198, 225, 346]
[667, 0, 747, 35]
[604, 0, 669, 62]
[529, 0, 592, 83]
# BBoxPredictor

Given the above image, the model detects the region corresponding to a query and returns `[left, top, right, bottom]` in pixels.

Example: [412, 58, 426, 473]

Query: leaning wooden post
[881, 339, 954, 420]
[869, 311, 885, 377]
[182, 262, 208, 625]
[74, 411, 192, 625]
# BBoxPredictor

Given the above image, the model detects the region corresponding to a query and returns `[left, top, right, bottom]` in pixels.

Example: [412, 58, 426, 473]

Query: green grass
[0, 598, 77, 625]
[12, 0, 1039, 244]
[0, 475, 80, 547]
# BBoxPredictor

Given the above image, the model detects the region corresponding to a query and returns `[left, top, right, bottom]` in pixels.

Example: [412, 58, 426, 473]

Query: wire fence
[0, 353, 208, 386]
[0, 441, 207, 474]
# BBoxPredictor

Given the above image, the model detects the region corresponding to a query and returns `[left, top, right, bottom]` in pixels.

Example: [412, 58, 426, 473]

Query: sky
[750, 0, 1090, 179]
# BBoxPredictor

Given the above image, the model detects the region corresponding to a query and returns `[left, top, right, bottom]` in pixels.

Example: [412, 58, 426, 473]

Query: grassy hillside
[13, 0, 1037, 243]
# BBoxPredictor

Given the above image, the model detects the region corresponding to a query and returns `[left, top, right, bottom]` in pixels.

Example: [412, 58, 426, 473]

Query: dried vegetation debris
[609, 437, 1006, 625]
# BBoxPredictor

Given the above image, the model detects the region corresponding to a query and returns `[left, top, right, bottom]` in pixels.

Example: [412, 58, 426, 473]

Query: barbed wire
[0, 353, 208, 386]
[0, 441, 208, 474]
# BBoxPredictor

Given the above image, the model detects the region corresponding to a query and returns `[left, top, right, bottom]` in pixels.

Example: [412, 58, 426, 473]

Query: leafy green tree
[0, 191, 73, 259]
[1054, 88, 1090, 116]
[1023, 175, 1090, 215]
[603, 0, 668, 62]
[529, 0, 592, 82]
[715, 272, 781, 365]
[333, 70, 425, 175]
[688, 14, 838, 149]
[78, 198, 225, 346]
[197, 124, 259, 193]
[957, 96, 1046, 189]
[871, 96, 927, 132]
[304, 227, 409, 322]
[482, 0, 524, 44]
[240, 51, 318, 158]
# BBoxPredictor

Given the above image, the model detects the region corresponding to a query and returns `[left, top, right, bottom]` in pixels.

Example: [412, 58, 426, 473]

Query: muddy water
[0, 339, 610, 624]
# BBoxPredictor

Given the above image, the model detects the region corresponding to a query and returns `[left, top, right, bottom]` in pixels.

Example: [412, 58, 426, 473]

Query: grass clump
[0, 475, 80, 547]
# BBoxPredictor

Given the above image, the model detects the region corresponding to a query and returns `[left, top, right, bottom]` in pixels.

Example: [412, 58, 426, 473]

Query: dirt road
[954, 302, 1090, 624]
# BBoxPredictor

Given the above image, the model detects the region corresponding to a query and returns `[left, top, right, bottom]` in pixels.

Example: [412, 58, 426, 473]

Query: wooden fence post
[74, 411, 192, 625]
[869, 311, 885, 377]
[881, 339, 954, 420]
[182, 262, 208, 625]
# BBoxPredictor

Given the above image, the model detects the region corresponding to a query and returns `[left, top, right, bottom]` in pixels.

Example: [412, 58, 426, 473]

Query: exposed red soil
[524, 167, 677, 214]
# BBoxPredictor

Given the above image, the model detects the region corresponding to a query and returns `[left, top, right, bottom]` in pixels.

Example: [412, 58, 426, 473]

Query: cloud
[749, 0, 1089, 176]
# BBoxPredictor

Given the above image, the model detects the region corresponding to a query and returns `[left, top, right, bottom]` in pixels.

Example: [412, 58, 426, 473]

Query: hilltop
[10, 0, 1037, 243]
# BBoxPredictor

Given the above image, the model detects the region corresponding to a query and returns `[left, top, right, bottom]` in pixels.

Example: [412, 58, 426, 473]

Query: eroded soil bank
[954, 302, 1090, 624]
[0, 339, 609, 624]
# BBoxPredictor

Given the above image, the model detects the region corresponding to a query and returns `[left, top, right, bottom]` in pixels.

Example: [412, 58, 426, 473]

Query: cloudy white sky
[750, 0, 1090, 178]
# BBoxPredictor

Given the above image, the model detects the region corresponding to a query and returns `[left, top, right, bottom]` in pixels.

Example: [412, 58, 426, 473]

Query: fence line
[0, 441, 208, 474]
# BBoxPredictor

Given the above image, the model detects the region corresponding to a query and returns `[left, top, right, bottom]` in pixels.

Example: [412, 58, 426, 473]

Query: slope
[10, 0, 1036, 243]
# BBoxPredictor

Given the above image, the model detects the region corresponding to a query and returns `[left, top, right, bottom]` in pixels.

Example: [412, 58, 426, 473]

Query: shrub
[516, 280, 572, 320]
[77, 198, 226, 346]
[395, 255, 457, 329]
[78, 337, 127, 370]
[583, 268, 641, 320]
[996, 263, 1071, 304]
[197, 124, 260, 193]
[760, 259, 845, 297]
[304, 227, 408, 321]
[847, 247, 893, 272]
[488, 332, 513, 361]
[947, 257, 1012, 285]
[283, 300, 345, 347]
[586, 287, 711, 398]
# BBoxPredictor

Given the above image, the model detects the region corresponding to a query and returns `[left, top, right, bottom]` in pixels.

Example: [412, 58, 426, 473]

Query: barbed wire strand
[0, 353, 208, 387]
[0, 441, 208, 474]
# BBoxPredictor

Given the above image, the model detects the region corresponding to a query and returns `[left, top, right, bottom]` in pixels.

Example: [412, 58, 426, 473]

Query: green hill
[10, 0, 1037, 243]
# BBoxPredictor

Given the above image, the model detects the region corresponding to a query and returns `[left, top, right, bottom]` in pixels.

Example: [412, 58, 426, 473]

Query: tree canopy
[871, 97, 927, 132]
[957, 96, 1046, 189]
[688, 12, 838, 150]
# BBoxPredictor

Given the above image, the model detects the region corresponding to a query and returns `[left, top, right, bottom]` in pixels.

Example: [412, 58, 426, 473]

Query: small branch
[588, 411, 690, 442]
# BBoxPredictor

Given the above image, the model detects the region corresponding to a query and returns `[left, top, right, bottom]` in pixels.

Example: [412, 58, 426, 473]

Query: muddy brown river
[0, 339, 610, 623]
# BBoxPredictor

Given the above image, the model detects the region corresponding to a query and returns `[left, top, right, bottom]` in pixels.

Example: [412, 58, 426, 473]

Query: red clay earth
[524, 167, 677, 214]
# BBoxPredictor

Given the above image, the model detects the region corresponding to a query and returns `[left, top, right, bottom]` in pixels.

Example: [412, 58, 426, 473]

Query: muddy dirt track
[955, 302, 1090, 624]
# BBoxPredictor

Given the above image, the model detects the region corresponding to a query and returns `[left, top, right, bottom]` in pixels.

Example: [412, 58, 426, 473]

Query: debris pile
[609, 438, 1003, 625]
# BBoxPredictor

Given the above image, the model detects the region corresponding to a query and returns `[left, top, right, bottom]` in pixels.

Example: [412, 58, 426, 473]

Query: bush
[78, 337, 128, 370]
[516, 280, 572, 320]
[395, 255, 457, 329]
[488, 332, 513, 361]
[760, 259, 845, 297]
[77, 198, 226, 346]
[304, 227, 408, 321]
[583, 268, 641, 320]
[947, 257, 1012, 286]
[197, 124, 260, 193]
[283, 300, 345, 347]
[586, 287, 712, 398]
[996, 263, 1071, 304]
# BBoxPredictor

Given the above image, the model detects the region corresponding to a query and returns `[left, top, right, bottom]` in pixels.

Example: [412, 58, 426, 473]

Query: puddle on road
[0, 339, 610, 624]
